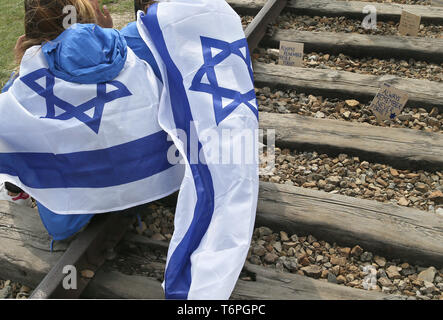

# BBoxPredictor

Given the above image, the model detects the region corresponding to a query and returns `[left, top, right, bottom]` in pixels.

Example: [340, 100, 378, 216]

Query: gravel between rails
[255, 48, 443, 83]
[246, 226, 443, 300]
[275, 14, 443, 38]
[242, 15, 255, 29]
[256, 87, 443, 132]
[242, 15, 443, 133]
[0, 279, 31, 299]
[260, 147, 443, 212]
[122, 204, 443, 300]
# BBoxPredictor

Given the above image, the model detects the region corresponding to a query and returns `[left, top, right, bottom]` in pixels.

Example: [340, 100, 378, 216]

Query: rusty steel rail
[30, 209, 136, 299]
[245, 0, 287, 53]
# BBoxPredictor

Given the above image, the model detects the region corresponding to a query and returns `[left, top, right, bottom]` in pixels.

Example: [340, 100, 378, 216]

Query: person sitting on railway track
[1, 0, 259, 300]
[0, 0, 170, 239]
[0, 1, 160, 207]
[0, 0, 184, 242]
[0, 0, 117, 207]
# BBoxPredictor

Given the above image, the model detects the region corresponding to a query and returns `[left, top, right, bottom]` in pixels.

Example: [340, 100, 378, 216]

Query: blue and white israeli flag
[0, 45, 184, 214]
[137, 0, 259, 299]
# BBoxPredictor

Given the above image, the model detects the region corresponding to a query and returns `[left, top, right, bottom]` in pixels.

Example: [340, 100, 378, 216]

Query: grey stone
[401, 267, 416, 277]
[283, 257, 298, 272]
[301, 265, 323, 278]
[264, 252, 279, 264]
[258, 226, 273, 237]
[378, 277, 393, 287]
[315, 111, 325, 118]
[374, 256, 386, 267]
[279, 231, 289, 242]
[382, 286, 394, 293]
[397, 280, 407, 290]
[417, 267, 437, 283]
[273, 241, 282, 253]
[398, 114, 413, 121]
[378, 269, 388, 278]
[360, 251, 373, 262]
[249, 255, 261, 265]
[252, 245, 266, 257]
[307, 235, 317, 243]
[420, 281, 437, 295]
[327, 273, 337, 284]
[326, 176, 341, 186]
[143, 228, 154, 237]
[386, 265, 402, 279]
[0, 285, 11, 299]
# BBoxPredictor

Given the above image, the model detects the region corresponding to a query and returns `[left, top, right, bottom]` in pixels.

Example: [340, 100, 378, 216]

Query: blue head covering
[42, 24, 127, 84]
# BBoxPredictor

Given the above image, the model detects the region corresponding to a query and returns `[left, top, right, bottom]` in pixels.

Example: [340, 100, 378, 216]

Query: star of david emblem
[190, 37, 258, 125]
[20, 68, 132, 134]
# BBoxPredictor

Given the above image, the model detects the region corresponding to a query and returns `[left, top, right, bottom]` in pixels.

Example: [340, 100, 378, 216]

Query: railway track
[0, 0, 442, 300]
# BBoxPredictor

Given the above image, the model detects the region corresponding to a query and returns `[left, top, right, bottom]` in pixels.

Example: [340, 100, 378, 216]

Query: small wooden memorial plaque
[278, 41, 304, 67]
[398, 11, 421, 36]
[369, 83, 409, 122]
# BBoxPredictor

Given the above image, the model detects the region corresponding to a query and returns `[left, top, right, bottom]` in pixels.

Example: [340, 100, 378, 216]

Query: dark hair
[136, 0, 157, 12]
[17, 0, 97, 63]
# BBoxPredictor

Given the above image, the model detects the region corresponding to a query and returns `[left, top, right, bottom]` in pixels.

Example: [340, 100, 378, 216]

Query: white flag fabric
[0, 0, 259, 300]
[0, 44, 184, 214]
[137, 0, 259, 299]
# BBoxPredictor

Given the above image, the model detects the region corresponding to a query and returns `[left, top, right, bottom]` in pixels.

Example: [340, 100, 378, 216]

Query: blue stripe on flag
[0, 131, 174, 188]
[143, 5, 215, 299]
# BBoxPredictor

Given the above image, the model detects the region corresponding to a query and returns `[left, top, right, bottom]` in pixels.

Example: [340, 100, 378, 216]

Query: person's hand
[89, 0, 113, 28]
[14, 35, 26, 57]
